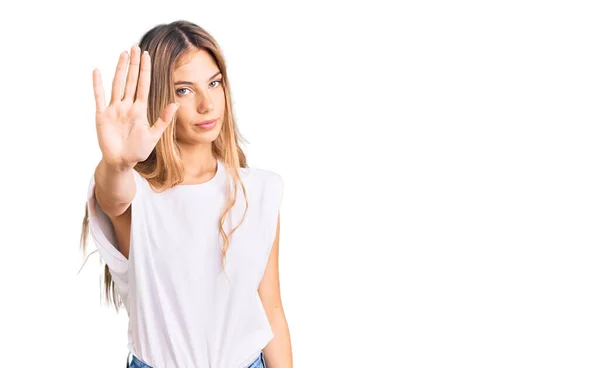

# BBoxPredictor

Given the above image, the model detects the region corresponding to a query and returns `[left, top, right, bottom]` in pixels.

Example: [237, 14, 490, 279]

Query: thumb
[151, 102, 179, 138]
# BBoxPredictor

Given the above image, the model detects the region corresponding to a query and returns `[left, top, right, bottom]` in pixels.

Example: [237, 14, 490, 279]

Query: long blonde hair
[80, 20, 249, 311]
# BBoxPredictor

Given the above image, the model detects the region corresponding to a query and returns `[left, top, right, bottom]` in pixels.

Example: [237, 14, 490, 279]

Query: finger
[150, 103, 179, 138]
[136, 51, 151, 104]
[110, 51, 129, 105]
[123, 44, 141, 102]
[92, 69, 106, 114]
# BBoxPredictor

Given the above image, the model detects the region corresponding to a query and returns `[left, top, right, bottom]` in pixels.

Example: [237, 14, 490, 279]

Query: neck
[178, 142, 218, 180]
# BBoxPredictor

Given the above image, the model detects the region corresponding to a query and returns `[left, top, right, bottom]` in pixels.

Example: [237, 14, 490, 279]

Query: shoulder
[240, 166, 283, 187]
[239, 166, 284, 201]
[240, 167, 284, 227]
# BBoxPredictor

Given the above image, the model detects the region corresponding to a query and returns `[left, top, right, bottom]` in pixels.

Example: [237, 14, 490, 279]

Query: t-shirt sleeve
[85, 170, 143, 275]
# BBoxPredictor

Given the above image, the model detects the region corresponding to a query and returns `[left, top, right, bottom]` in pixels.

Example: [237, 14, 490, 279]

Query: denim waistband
[126, 352, 152, 368]
[126, 350, 265, 368]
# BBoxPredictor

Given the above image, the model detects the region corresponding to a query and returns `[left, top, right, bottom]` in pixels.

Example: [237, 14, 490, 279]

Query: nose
[196, 91, 214, 114]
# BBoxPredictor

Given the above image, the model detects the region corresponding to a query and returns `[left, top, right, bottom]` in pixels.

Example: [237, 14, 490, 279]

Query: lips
[195, 119, 217, 126]
[194, 118, 218, 130]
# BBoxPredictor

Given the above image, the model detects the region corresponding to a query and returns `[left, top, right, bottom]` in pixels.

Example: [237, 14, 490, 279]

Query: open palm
[93, 45, 179, 169]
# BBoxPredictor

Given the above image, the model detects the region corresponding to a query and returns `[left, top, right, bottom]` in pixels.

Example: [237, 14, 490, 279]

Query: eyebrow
[174, 71, 222, 86]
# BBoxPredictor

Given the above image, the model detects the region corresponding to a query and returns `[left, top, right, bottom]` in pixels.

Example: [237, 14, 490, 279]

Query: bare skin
[171, 47, 226, 183]
[259, 214, 294, 367]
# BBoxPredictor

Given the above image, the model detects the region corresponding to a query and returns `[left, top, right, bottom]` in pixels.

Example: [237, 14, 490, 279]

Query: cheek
[175, 107, 192, 123]
[174, 111, 191, 135]
[215, 90, 226, 113]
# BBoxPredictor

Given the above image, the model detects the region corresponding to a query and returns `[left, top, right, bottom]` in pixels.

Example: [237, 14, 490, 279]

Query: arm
[93, 159, 136, 218]
[88, 45, 176, 262]
[258, 214, 293, 367]
[91, 45, 175, 219]
[92, 159, 137, 260]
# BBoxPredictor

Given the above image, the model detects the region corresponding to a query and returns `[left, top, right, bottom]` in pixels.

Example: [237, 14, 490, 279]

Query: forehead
[173, 48, 219, 78]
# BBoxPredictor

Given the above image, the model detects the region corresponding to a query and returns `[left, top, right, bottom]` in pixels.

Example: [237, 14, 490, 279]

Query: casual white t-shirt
[86, 158, 283, 368]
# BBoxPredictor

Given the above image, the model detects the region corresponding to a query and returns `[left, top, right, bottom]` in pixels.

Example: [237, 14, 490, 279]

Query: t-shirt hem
[234, 327, 274, 368]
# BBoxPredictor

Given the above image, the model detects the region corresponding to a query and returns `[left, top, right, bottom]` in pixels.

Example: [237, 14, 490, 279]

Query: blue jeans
[127, 351, 266, 368]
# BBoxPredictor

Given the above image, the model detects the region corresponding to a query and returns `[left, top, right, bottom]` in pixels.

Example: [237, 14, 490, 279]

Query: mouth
[194, 119, 218, 130]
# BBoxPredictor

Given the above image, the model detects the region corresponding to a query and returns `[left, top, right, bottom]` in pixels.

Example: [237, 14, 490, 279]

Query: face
[172, 48, 225, 146]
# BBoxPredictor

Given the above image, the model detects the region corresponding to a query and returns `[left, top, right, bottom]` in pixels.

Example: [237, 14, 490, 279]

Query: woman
[79, 20, 293, 368]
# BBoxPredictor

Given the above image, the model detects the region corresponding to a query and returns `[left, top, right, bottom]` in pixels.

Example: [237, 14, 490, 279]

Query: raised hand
[92, 44, 179, 170]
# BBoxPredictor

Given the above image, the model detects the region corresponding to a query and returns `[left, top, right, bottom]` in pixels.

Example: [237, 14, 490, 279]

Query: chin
[197, 131, 221, 144]
[200, 123, 223, 142]
[184, 130, 220, 145]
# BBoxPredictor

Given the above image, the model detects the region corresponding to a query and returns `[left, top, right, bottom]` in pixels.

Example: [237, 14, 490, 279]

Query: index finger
[135, 50, 151, 103]
[92, 69, 106, 114]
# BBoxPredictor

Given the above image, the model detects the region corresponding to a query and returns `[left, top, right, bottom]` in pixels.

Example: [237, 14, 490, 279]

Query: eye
[176, 87, 191, 96]
[209, 79, 222, 88]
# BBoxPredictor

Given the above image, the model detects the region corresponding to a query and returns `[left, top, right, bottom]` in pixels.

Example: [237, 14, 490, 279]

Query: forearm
[263, 311, 293, 368]
[93, 159, 136, 216]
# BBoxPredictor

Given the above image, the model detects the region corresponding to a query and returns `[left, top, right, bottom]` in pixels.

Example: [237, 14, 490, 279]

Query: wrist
[100, 157, 136, 172]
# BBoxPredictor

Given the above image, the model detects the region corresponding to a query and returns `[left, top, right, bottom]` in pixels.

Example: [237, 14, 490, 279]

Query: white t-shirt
[86, 158, 283, 368]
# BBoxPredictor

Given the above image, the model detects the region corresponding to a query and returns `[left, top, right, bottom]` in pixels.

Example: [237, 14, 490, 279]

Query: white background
[0, 0, 598, 367]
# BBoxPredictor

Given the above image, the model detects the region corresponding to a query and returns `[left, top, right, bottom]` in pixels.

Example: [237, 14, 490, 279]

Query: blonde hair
[80, 20, 249, 311]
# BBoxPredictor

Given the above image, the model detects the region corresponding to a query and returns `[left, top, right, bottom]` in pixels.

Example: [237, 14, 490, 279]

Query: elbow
[94, 186, 133, 218]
